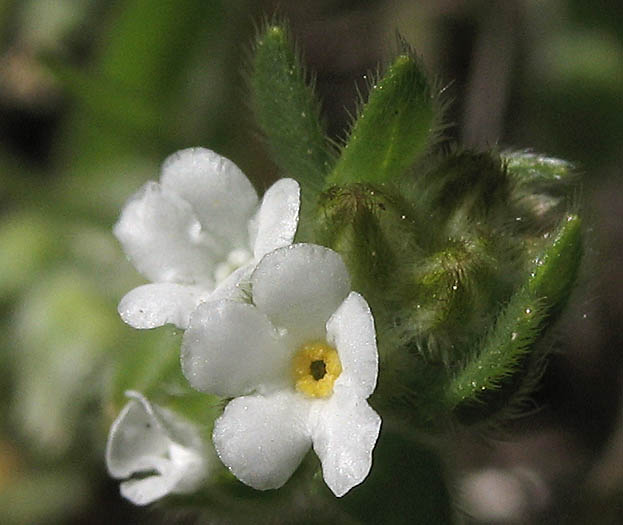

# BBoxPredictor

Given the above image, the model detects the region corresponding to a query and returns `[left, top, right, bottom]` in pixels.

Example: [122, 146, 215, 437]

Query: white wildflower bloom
[106, 391, 210, 506]
[114, 147, 300, 330]
[181, 243, 381, 497]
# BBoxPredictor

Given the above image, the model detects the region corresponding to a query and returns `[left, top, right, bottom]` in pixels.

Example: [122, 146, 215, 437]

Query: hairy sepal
[251, 23, 334, 213]
[328, 52, 435, 185]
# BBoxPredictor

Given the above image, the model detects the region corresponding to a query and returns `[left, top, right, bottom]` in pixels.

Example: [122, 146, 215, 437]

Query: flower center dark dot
[310, 360, 327, 381]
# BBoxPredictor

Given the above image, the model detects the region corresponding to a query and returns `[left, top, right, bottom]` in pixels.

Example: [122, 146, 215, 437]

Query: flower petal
[181, 301, 289, 397]
[119, 465, 180, 506]
[118, 283, 209, 330]
[251, 244, 351, 344]
[311, 396, 381, 497]
[114, 181, 217, 285]
[160, 148, 258, 249]
[119, 265, 254, 332]
[106, 391, 170, 479]
[326, 292, 378, 399]
[118, 444, 207, 505]
[213, 391, 311, 490]
[118, 444, 206, 506]
[252, 178, 300, 260]
[166, 442, 208, 492]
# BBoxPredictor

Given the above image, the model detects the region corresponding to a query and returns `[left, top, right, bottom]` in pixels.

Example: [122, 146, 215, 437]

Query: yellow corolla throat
[292, 341, 342, 398]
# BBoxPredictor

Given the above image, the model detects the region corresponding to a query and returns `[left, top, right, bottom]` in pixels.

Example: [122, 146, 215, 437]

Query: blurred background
[0, 0, 621, 523]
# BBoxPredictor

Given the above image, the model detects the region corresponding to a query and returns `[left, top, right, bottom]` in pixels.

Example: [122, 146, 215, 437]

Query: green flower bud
[504, 150, 576, 193]
[405, 236, 500, 362]
[412, 151, 511, 229]
[504, 151, 578, 231]
[315, 183, 416, 303]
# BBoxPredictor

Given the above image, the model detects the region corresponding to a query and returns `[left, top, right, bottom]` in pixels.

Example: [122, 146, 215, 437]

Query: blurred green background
[0, 1, 621, 523]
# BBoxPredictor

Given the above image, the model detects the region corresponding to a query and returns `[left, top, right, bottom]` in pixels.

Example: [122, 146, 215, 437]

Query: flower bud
[315, 183, 415, 302]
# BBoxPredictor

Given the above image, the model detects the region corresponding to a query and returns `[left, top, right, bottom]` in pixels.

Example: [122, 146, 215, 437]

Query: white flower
[114, 147, 300, 330]
[106, 391, 210, 506]
[181, 243, 381, 497]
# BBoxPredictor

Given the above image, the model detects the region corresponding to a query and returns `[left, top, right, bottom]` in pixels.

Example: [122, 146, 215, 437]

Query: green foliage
[44, 57, 164, 139]
[528, 214, 582, 313]
[251, 23, 334, 201]
[55, 0, 223, 177]
[328, 50, 435, 185]
[446, 215, 582, 417]
[0, 211, 61, 299]
[405, 235, 502, 362]
[100, 0, 214, 101]
[251, 22, 337, 242]
[446, 288, 546, 412]
[314, 138, 583, 432]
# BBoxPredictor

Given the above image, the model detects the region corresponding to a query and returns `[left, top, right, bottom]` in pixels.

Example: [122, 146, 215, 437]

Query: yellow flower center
[292, 341, 342, 398]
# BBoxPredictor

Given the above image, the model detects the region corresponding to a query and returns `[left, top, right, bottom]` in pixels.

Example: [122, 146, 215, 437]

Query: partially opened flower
[106, 391, 211, 505]
[181, 243, 381, 497]
[114, 147, 300, 330]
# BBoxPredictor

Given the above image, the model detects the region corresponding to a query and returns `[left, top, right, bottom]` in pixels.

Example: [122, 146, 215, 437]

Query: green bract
[328, 51, 434, 185]
[251, 23, 334, 241]
[252, 25, 333, 194]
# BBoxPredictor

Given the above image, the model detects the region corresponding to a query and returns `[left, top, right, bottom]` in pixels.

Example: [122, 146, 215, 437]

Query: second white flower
[114, 147, 300, 330]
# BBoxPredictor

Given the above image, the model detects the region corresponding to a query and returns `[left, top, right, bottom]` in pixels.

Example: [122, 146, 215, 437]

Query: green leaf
[328, 51, 434, 185]
[251, 23, 334, 197]
[445, 287, 546, 411]
[528, 214, 582, 313]
[406, 235, 502, 363]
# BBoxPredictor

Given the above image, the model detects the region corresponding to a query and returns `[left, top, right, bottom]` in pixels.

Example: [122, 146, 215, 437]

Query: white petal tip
[315, 400, 382, 498]
[117, 284, 203, 330]
[253, 178, 301, 260]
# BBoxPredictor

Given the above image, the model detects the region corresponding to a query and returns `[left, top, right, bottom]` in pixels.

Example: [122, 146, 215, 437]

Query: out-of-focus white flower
[459, 466, 549, 522]
[106, 391, 210, 506]
[181, 243, 381, 497]
[114, 147, 300, 330]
